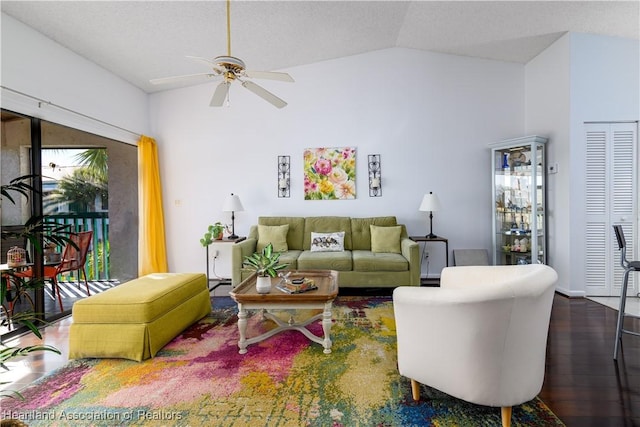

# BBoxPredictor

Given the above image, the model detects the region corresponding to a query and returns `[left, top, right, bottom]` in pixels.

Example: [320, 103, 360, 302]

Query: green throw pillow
[257, 224, 289, 253]
[370, 225, 402, 253]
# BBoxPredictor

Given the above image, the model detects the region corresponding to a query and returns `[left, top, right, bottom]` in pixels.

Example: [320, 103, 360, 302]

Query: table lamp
[419, 192, 441, 239]
[223, 193, 244, 239]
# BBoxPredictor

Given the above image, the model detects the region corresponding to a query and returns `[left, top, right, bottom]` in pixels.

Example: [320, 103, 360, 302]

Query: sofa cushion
[258, 217, 305, 250]
[351, 217, 398, 250]
[352, 250, 409, 272]
[310, 231, 345, 252]
[370, 225, 402, 253]
[257, 224, 289, 252]
[298, 250, 353, 271]
[278, 250, 302, 270]
[303, 216, 352, 250]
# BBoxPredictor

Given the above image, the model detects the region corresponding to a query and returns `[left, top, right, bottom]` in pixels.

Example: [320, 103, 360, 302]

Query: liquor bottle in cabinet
[490, 135, 547, 265]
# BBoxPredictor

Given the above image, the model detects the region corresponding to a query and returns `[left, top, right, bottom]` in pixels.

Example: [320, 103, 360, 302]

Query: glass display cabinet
[490, 136, 547, 265]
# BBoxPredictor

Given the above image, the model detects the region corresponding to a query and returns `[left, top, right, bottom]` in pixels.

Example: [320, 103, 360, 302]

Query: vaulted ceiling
[2, 1, 638, 94]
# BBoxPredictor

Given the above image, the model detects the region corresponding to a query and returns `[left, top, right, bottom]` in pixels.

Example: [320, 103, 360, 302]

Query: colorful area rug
[2, 296, 564, 426]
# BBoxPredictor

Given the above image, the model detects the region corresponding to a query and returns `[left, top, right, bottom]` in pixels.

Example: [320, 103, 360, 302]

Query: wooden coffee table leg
[322, 301, 333, 354]
[237, 304, 248, 354]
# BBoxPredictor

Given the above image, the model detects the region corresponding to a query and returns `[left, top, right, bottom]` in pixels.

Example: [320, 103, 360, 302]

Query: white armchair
[393, 264, 558, 427]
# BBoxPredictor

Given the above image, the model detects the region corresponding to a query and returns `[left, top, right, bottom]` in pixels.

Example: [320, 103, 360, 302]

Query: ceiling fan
[150, 0, 294, 108]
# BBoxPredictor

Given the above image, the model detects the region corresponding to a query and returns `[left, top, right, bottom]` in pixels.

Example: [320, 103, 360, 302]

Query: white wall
[568, 33, 639, 296]
[150, 48, 525, 276]
[0, 13, 149, 144]
[525, 34, 572, 294]
[526, 33, 640, 296]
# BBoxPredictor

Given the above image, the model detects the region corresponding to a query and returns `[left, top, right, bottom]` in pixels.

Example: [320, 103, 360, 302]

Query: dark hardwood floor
[541, 294, 640, 427]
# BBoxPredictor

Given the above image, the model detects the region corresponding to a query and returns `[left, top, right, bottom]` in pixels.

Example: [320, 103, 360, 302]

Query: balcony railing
[47, 212, 110, 280]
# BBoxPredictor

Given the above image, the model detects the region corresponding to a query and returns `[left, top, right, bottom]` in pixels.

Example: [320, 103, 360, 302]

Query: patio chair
[16, 230, 93, 312]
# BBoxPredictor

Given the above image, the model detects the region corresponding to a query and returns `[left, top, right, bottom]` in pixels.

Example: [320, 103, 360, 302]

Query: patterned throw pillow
[310, 231, 345, 252]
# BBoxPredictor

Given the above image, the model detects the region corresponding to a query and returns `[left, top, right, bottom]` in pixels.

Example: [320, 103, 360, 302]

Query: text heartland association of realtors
[1, 409, 183, 422]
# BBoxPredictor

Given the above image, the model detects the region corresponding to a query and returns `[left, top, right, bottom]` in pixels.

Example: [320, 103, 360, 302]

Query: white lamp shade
[419, 192, 441, 212]
[223, 193, 244, 212]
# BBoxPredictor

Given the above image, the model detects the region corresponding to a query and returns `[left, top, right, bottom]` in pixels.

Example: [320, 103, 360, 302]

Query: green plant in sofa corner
[1, 175, 64, 399]
[243, 243, 289, 277]
[200, 222, 226, 247]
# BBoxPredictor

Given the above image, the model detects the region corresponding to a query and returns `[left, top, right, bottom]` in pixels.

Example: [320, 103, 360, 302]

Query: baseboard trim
[555, 286, 586, 298]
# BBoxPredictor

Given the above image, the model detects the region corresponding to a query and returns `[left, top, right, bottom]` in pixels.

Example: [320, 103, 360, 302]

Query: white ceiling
[2, 1, 638, 94]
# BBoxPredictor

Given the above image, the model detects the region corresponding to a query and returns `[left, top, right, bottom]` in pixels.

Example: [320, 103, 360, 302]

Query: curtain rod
[1, 85, 142, 139]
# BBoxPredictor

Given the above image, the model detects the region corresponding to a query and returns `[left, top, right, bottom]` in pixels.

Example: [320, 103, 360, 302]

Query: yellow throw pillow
[370, 225, 402, 253]
[257, 224, 289, 253]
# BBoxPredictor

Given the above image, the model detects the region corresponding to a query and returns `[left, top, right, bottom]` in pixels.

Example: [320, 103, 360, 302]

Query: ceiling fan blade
[210, 81, 231, 107]
[241, 81, 287, 108]
[150, 73, 218, 85]
[244, 70, 294, 83]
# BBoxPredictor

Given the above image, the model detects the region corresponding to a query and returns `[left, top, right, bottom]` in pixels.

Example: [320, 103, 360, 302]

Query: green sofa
[231, 216, 420, 288]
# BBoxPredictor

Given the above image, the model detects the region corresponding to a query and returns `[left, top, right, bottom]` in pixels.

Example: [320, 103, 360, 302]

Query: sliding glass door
[1, 110, 138, 339]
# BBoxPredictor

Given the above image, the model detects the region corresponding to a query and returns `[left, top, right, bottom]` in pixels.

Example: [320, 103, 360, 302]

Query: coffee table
[229, 269, 339, 354]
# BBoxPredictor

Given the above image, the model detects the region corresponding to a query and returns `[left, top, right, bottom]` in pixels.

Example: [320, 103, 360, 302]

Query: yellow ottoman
[69, 272, 211, 361]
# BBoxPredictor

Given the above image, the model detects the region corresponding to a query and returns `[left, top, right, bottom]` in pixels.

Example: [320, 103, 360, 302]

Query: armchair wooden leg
[501, 406, 512, 427]
[410, 379, 421, 401]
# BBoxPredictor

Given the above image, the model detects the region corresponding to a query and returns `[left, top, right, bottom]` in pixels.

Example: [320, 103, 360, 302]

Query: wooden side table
[410, 235, 449, 272]
[205, 236, 246, 291]
[409, 236, 449, 284]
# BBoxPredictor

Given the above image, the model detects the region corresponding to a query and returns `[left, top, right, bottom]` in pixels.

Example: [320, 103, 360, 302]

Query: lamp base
[228, 234, 239, 240]
[425, 233, 438, 239]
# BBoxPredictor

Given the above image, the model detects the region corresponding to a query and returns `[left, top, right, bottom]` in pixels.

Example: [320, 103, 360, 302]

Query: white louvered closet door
[585, 122, 638, 296]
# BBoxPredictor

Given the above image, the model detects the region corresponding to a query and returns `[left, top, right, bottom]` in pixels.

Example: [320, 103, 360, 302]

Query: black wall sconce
[368, 154, 382, 197]
[278, 155, 290, 198]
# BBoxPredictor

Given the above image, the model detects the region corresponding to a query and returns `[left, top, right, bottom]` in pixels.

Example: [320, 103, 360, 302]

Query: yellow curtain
[138, 135, 168, 275]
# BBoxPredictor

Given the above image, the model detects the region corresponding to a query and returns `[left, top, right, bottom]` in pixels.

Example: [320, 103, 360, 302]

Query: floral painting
[304, 147, 356, 200]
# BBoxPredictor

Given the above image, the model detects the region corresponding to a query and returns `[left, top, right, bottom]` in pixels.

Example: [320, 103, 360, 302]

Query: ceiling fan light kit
[150, 0, 293, 108]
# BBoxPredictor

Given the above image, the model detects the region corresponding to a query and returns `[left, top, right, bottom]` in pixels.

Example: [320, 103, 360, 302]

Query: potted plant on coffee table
[243, 243, 288, 294]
